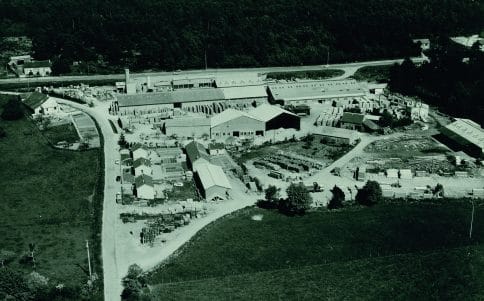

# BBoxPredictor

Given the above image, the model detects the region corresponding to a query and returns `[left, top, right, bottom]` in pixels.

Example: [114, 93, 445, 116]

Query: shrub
[1, 98, 24, 121]
[356, 180, 382, 206]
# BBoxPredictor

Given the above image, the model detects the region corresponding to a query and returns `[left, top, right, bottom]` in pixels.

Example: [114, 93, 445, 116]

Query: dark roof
[363, 119, 380, 131]
[117, 88, 225, 107]
[132, 144, 148, 152]
[135, 174, 153, 187]
[23, 60, 51, 68]
[23, 92, 49, 110]
[133, 158, 152, 168]
[185, 141, 210, 164]
[341, 112, 365, 125]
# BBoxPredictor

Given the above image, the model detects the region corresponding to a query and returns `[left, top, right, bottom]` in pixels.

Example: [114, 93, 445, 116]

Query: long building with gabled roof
[440, 118, 484, 157]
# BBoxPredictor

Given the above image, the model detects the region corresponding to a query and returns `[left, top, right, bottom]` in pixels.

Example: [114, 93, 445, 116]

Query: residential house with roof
[132, 144, 150, 161]
[185, 141, 211, 171]
[133, 158, 153, 176]
[135, 174, 155, 200]
[194, 162, 232, 201]
[250, 104, 300, 131]
[21, 92, 59, 117]
[23, 60, 52, 77]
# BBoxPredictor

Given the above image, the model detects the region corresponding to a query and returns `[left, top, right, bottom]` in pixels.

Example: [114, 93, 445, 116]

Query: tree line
[389, 37, 484, 125]
[0, 0, 483, 74]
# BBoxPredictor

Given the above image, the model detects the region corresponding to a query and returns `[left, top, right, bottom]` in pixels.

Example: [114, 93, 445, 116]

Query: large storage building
[220, 85, 268, 108]
[163, 117, 211, 138]
[267, 79, 365, 105]
[313, 126, 359, 145]
[440, 118, 484, 157]
[210, 109, 265, 138]
[194, 162, 232, 201]
[250, 104, 300, 131]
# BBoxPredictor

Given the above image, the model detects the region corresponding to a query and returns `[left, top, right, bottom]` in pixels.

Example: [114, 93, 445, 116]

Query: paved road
[56, 99, 122, 301]
[0, 56, 426, 85]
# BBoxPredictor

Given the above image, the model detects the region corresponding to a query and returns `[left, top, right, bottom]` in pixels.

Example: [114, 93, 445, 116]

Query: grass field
[266, 69, 344, 80]
[43, 123, 79, 144]
[145, 202, 484, 299]
[351, 65, 393, 83]
[0, 95, 102, 293]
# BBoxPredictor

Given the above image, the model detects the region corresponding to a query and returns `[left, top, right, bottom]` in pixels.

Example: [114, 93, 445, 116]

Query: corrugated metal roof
[211, 109, 260, 127]
[165, 117, 211, 127]
[312, 126, 359, 140]
[117, 88, 225, 107]
[444, 118, 484, 150]
[196, 162, 231, 190]
[249, 104, 297, 122]
[185, 141, 210, 163]
[221, 85, 268, 100]
[268, 79, 364, 101]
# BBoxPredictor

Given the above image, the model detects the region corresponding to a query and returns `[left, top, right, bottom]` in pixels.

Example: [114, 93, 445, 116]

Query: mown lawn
[43, 123, 79, 144]
[0, 95, 101, 289]
[266, 69, 344, 80]
[351, 65, 392, 83]
[146, 202, 484, 299]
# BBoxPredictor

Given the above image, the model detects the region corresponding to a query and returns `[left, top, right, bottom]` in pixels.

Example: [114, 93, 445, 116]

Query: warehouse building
[313, 126, 359, 145]
[163, 117, 211, 138]
[185, 141, 211, 171]
[267, 79, 365, 105]
[250, 104, 300, 131]
[220, 85, 268, 109]
[194, 162, 232, 201]
[440, 118, 484, 157]
[211, 109, 266, 138]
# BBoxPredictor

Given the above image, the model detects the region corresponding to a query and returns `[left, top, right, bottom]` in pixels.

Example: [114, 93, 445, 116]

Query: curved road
[56, 99, 122, 301]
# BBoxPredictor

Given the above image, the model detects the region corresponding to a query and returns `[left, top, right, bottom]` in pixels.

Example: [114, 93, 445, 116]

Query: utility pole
[86, 240, 92, 281]
[469, 200, 475, 239]
[204, 49, 208, 70]
[326, 47, 330, 67]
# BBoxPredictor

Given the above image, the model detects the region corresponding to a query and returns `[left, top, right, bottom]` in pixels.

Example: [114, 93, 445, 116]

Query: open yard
[145, 202, 484, 299]
[43, 123, 79, 144]
[0, 95, 103, 298]
[238, 140, 352, 167]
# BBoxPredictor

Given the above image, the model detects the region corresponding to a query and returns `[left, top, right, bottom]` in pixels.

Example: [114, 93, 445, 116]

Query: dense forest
[0, 0, 483, 73]
[389, 38, 484, 125]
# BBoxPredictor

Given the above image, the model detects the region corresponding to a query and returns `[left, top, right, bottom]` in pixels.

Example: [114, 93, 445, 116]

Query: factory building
[250, 104, 300, 131]
[440, 118, 484, 157]
[210, 109, 265, 138]
[267, 79, 365, 105]
[194, 162, 232, 201]
[163, 117, 211, 138]
[220, 85, 268, 109]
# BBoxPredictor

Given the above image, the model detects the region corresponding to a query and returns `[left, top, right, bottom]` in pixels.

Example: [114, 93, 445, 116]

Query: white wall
[211, 115, 265, 138]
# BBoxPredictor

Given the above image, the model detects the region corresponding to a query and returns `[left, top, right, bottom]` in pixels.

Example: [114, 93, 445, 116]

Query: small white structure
[399, 169, 413, 179]
[23, 60, 52, 77]
[133, 158, 152, 176]
[413, 38, 431, 51]
[386, 169, 399, 178]
[132, 144, 149, 161]
[22, 92, 60, 117]
[135, 174, 155, 200]
[195, 162, 231, 201]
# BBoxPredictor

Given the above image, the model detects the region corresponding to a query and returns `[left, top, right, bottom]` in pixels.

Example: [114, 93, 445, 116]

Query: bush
[279, 183, 312, 215]
[328, 185, 345, 209]
[1, 98, 24, 121]
[356, 180, 382, 206]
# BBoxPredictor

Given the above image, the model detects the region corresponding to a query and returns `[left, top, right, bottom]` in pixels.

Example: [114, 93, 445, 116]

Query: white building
[135, 174, 155, 200]
[22, 92, 60, 117]
[210, 108, 265, 138]
[440, 118, 484, 157]
[133, 158, 152, 176]
[23, 60, 52, 77]
[250, 104, 300, 131]
[132, 144, 150, 161]
[185, 141, 211, 171]
[195, 162, 232, 201]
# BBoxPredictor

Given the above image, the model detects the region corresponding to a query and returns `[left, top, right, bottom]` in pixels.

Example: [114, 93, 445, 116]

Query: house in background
[22, 60, 52, 77]
[22, 92, 59, 117]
